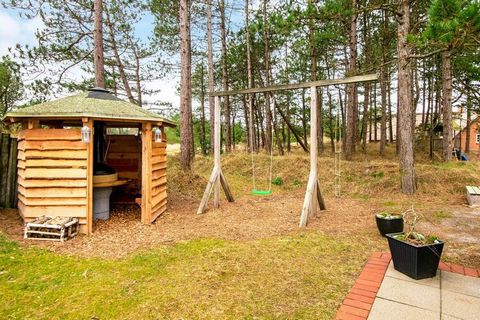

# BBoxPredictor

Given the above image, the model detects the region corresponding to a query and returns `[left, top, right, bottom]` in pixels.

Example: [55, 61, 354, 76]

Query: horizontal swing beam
[210, 73, 378, 97]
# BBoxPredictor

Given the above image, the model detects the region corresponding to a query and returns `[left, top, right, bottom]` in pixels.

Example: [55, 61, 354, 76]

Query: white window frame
[476, 133, 480, 144]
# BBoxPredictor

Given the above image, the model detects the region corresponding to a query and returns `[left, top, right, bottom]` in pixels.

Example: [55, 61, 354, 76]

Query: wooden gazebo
[2, 88, 175, 234]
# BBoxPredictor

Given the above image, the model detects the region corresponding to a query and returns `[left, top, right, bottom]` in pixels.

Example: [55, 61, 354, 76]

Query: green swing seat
[251, 188, 273, 196]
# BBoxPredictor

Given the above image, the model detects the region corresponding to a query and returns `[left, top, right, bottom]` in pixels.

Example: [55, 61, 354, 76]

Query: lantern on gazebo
[154, 127, 163, 143]
[81, 125, 91, 143]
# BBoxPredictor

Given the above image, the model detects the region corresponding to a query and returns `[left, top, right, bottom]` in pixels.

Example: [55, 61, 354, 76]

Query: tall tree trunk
[179, 0, 194, 170]
[339, 88, 345, 144]
[421, 61, 426, 127]
[361, 7, 369, 152]
[308, 0, 323, 154]
[397, 0, 416, 194]
[328, 90, 335, 153]
[301, 88, 308, 148]
[380, 65, 387, 155]
[379, 9, 388, 155]
[245, 0, 256, 152]
[374, 95, 378, 142]
[388, 71, 393, 143]
[111, 65, 117, 96]
[105, 8, 135, 104]
[219, 0, 231, 153]
[441, 49, 453, 161]
[200, 64, 207, 156]
[425, 70, 432, 131]
[263, 0, 273, 153]
[232, 111, 236, 150]
[255, 96, 266, 149]
[93, 0, 105, 88]
[286, 94, 291, 152]
[207, 0, 215, 154]
[242, 96, 250, 152]
[131, 41, 143, 106]
[285, 44, 291, 152]
[362, 83, 369, 152]
[317, 89, 323, 154]
[429, 73, 435, 160]
[465, 94, 471, 153]
[369, 106, 372, 142]
[344, 0, 357, 160]
[272, 97, 284, 155]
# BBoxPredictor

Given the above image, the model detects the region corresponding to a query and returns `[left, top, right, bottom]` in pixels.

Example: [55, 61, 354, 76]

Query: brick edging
[439, 261, 480, 277]
[335, 252, 391, 320]
[335, 252, 480, 320]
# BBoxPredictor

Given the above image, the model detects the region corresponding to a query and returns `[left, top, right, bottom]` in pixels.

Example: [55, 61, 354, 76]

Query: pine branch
[408, 48, 447, 59]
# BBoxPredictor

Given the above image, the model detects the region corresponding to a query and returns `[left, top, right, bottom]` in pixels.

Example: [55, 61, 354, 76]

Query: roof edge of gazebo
[2, 113, 176, 127]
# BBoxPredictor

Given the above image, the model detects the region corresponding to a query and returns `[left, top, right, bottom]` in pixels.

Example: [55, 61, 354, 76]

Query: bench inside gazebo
[2, 87, 175, 234]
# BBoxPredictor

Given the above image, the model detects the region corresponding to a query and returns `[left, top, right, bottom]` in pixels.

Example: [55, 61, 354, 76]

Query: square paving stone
[442, 271, 480, 298]
[442, 289, 480, 320]
[377, 276, 440, 311]
[368, 298, 440, 320]
[385, 261, 440, 288]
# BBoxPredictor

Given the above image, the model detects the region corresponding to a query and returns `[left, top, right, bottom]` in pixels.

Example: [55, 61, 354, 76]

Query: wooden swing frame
[197, 74, 378, 227]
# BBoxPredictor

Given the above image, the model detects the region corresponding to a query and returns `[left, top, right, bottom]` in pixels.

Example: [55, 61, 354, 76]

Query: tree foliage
[0, 56, 23, 116]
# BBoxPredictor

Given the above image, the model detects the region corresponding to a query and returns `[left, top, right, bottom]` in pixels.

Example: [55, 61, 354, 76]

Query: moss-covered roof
[2, 90, 176, 126]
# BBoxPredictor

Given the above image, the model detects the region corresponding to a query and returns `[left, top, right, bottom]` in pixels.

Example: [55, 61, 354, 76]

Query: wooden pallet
[466, 186, 480, 206]
[24, 216, 79, 242]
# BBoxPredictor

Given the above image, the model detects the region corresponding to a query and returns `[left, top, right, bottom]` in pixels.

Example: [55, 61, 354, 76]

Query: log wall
[141, 124, 167, 224]
[150, 135, 167, 221]
[17, 129, 88, 227]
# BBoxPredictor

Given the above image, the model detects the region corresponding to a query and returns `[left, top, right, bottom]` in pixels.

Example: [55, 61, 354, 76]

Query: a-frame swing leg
[197, 166, 234, 214]
[197, 96, 234, 214]
[220, 170, 234, 202]
[299, 86, 326, 227]
[299, 174, 326, 227]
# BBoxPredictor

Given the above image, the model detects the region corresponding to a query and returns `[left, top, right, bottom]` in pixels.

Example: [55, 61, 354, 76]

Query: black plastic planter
[375, 216, 404, 237]
[386, 233, 444, 280]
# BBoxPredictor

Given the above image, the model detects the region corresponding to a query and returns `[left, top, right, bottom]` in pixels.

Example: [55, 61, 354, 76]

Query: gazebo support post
[197, 96, 234, 214]
[141, 122, 153, 224]
[299, 86, 326, 227]
[83, 117, 94, 234]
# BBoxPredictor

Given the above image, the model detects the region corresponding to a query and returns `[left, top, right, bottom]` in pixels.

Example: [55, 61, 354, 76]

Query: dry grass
[1, 143, 480, 318]
[166, 143, 480, 267]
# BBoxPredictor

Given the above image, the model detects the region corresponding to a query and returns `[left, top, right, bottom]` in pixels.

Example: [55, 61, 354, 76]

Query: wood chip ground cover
[0, 147, 479, 318]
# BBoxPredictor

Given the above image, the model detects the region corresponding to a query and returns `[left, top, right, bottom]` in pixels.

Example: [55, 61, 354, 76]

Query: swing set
[250, 96, 276, 196]
[197, 74, 378, 227]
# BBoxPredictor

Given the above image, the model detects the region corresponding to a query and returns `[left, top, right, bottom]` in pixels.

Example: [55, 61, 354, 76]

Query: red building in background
[454, 117, 480, 153]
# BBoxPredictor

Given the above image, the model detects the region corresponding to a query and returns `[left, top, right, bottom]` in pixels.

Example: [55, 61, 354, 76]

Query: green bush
[272, 176, 283, 186]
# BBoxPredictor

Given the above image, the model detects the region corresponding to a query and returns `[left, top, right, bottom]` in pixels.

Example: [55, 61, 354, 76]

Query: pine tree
[424, 0, 480, 161]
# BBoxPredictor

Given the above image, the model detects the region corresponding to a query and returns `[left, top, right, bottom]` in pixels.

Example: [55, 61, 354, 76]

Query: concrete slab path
[336, 253, 480, 320]
[368, 262, 480, 319]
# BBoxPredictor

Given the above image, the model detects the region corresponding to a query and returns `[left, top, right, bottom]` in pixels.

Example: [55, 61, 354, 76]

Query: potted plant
[386, 208, 444, 280]
[375, 212, 404, 237]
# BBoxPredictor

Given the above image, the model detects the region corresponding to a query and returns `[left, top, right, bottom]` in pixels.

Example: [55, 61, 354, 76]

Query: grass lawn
[0, 232, 367, 319]
[2, 145, 479, 319]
